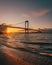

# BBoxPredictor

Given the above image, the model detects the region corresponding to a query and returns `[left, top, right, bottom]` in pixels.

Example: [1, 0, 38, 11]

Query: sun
[6, 27, 18, 33]
[7, 28, 12, 33]
[7, 28, 11, 33]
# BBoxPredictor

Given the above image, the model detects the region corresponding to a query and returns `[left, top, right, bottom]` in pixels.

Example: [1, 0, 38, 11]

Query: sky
[0, 0, 52, 29]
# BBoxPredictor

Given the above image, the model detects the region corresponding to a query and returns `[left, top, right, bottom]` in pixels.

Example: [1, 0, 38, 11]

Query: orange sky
[0, 0, 52, 29]
[6, 28, 25, 33]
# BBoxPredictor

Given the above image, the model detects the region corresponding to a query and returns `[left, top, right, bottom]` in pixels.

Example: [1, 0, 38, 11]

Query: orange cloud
[21, 9, 51, 18]
[32, 9, 51, 17]
[21, 13, 30, 18]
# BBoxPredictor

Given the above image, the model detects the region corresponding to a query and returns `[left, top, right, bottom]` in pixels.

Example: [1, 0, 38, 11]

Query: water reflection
[0, 33, 52, 65]
[0, 34, 32, 65]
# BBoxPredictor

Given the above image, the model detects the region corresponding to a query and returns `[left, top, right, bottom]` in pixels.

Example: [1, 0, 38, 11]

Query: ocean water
[0, 33, 52, 54]
[0, 33, 52, 65]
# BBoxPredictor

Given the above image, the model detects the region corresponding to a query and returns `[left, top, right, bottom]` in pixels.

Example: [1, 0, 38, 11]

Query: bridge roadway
[7, 25, 38, 32]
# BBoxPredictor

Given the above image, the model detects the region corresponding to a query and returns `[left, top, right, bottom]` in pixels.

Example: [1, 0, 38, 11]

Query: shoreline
[0, 50, 32, 65]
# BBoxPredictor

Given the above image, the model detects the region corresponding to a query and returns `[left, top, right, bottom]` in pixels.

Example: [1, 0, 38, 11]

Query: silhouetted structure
[25, 20, 29, 34]
[0, 23, 7, 34]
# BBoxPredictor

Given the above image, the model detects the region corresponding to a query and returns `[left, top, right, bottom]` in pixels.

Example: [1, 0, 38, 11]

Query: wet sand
[0, 50, 32, 65]
[0, 43, 52, 65]
[0, 47, 52, 65]
[0, 42, 52, 65]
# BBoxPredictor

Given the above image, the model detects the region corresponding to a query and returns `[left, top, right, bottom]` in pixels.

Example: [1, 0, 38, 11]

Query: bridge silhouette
[7, 20, 40, 33]
[0, 20, 41, 33]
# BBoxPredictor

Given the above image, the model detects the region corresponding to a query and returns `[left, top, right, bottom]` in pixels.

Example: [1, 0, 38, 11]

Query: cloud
[21, 9, 51, 18]
[21, 13, 30, 18]
[32, 9, 51, 17]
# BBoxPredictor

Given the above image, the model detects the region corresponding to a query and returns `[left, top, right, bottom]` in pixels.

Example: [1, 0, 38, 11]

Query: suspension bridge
[0, 20, 42, 33]
[8, 20, 42, 33]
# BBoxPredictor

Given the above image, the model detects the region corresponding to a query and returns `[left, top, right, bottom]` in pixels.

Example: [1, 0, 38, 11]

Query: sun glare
[7, 28, 18, 33]
[7, 28, 11, 33]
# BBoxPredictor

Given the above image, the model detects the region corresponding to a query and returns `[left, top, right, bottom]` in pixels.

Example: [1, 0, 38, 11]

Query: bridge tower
[25, 20, 29, 34]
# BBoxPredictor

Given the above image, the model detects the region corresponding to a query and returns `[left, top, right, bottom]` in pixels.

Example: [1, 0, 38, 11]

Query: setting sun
[7, 28, 19, 33]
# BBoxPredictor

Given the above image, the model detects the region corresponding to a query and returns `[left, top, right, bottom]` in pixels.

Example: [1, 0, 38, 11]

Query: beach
[0, 33, 52, 65]
[0, 49, 32, 65]
[0, 43, 52, 65]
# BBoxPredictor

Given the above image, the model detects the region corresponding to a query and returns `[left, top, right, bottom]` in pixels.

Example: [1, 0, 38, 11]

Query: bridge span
[0, 20, 41, 33]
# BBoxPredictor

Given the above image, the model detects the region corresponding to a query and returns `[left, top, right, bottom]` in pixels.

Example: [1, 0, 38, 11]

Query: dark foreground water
[0, 33, 52, 65]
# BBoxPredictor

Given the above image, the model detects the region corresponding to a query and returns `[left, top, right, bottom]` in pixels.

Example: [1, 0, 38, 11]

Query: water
[0, 33, 52, 65]
[0, 33, 52, 54]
